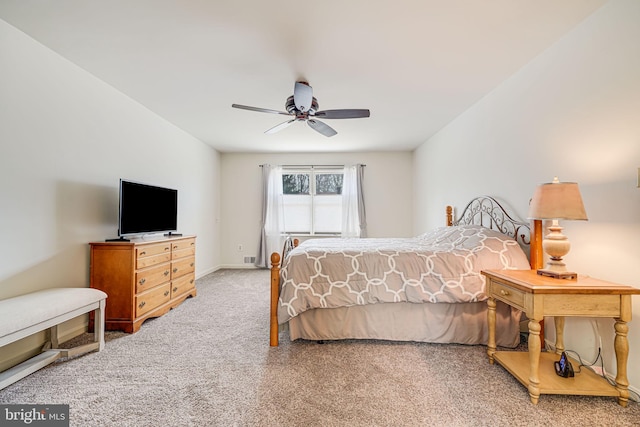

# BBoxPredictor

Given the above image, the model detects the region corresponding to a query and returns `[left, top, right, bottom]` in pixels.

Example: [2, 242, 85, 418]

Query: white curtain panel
[254, 165, 271, 267]
[341, 164, 360, 238]
[356, 163, 367, 237]
[265, 165, 285, 258]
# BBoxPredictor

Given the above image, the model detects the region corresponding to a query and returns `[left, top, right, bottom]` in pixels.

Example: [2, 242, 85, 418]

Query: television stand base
[164, 232, 182, 237]
[105, 237, 130, 242]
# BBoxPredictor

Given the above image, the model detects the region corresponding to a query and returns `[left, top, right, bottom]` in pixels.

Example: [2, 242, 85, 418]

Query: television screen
[119, 179, 178, 236]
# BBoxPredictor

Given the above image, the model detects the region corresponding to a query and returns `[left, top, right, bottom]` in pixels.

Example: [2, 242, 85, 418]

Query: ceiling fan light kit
[232, 81, 370, 137]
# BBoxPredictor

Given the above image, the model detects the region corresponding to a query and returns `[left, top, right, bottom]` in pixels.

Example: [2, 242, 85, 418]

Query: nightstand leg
[555, 316, 565, 354]
[527, 318, 542, 405]
[614, 319, 630, 407]
[487, 297, 496, 364]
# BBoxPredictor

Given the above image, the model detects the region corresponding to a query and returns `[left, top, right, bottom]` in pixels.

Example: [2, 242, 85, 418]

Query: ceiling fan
[232, 81, 370, 137]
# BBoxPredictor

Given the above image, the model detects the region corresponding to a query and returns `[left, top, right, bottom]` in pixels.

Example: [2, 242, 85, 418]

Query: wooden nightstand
[482, 269, 640, 406]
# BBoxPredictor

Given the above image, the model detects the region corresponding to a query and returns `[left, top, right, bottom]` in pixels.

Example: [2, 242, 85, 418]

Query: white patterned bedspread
[278, 225, 530, 324]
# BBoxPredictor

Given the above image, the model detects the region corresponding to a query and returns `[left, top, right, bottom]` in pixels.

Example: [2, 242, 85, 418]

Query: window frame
[281, 166, 344, 236]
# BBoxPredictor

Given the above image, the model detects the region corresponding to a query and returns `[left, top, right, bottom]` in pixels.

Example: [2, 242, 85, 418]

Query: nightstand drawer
[491, 280, 525, 310]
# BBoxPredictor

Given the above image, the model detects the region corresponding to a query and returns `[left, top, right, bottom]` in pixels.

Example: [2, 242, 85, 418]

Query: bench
[0, 288, 107, 390]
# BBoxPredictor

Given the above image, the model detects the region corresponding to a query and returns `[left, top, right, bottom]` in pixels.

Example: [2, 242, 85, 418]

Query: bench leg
[94, 299, 105, 351]
[50, 324, 60, 348]
[57, 299, 106, 357]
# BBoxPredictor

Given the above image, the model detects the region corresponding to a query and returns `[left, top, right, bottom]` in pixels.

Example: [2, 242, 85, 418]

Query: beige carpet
[1, 269, 639, 426]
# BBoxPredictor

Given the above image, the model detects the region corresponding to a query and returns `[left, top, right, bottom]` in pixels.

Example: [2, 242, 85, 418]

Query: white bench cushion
[0, 288, 107, 338]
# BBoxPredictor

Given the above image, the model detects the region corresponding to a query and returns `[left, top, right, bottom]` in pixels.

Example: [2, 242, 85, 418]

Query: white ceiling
[0, 0, 609, 153]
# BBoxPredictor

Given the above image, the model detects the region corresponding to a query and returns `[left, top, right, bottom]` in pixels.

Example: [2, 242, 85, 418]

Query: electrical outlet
[237, 244, 243, 252]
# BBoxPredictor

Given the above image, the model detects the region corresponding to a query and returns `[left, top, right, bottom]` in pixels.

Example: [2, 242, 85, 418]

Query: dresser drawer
[136, 263, 171, 293]
[171, 273, 196, 298]
[136, 283, 171, 317]
[137, 252, 171, 269]
[171, 238, 196, 252]
[491, 280, 526, 310]
[136, 242, 171, 259]
[172, 247, 195, 260]
[171, 256, 195, 279]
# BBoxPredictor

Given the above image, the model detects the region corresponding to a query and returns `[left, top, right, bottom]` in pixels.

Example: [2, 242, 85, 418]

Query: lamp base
[536, 269, 577, 280]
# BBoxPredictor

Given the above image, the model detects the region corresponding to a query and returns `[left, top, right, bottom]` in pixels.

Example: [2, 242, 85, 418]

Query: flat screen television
[118, 179, 178, 237]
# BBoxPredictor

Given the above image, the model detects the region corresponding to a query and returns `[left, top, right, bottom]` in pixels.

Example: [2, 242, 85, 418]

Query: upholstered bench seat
[0, 288, 107, 390]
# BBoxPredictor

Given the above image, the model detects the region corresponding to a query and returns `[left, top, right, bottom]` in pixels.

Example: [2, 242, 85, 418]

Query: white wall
[220, 152, 413, 267]
[414, 0, 640, 394]
[0, 19, 221, 366]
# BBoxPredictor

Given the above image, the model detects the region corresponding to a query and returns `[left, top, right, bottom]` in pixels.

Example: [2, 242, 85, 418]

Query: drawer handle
[139, 278, 146, 285]
[173, 268, 178, 273]
[190, 279, 194, 284]
[173, 287, 178, 292]
[165, 247, 170, 251]
[138, 301, 146, 308]
[190, 262, 194, 267]
[173, 245, 179, 250]
[164, 291, 170, 297]
[139, 251, 146, 256]
[191, 242, 195, 246]
[164, 270, 170, 276]
[500, 289, 510, 296]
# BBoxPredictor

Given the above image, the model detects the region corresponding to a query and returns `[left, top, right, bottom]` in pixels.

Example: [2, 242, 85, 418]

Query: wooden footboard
[270, 238, 299, 347]
[270, 252, 281, 347]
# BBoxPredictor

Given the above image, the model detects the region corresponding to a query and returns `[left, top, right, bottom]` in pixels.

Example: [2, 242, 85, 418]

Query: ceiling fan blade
[265, 119, 296, 134]
[294, 82, 313, 112]
[314, 109, 370, 119]
[307, 119, 337, 137]
[232, 104, 291, 116]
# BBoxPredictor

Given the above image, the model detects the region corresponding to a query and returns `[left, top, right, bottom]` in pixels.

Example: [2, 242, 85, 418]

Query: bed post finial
[270, 252, 281, 347]
[530, 219, 543, 269]
[446, 206, 453, 226]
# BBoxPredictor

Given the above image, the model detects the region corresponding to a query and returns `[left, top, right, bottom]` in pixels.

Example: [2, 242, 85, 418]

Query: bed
[269, 196, 542, 347]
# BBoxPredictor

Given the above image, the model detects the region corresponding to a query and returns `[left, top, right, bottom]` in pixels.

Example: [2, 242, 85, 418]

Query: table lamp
[528, 177, 588, 279]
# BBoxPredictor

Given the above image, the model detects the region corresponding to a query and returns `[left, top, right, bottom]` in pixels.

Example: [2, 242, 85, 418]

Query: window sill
[285, 233, 341, 238]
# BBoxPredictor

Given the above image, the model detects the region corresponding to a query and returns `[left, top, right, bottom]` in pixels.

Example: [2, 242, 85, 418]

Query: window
[282, 168, 343, 234]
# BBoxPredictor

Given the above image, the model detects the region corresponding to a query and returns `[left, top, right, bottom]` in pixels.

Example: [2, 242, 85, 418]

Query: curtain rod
[259, 164, 366, 167]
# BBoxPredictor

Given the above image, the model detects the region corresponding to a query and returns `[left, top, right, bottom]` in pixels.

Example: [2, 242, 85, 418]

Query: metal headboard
[281, 236, 295, 260]
[451, 196, 531, 253]
[281, 235, 300, 262]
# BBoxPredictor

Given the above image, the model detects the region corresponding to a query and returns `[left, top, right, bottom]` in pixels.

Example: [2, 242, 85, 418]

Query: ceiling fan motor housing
[286, 95, 318, 115]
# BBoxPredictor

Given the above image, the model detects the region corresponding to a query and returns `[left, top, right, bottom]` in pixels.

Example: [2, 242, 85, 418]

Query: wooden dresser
[89, 235, 196, 333]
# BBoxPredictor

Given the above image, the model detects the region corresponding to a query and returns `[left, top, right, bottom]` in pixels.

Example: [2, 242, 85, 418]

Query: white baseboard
[196, 264, 262, 279]
[215, 264, 261, 270]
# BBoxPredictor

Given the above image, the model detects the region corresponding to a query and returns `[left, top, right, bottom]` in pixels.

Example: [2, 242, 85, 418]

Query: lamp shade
[528, 178, 588, 221]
